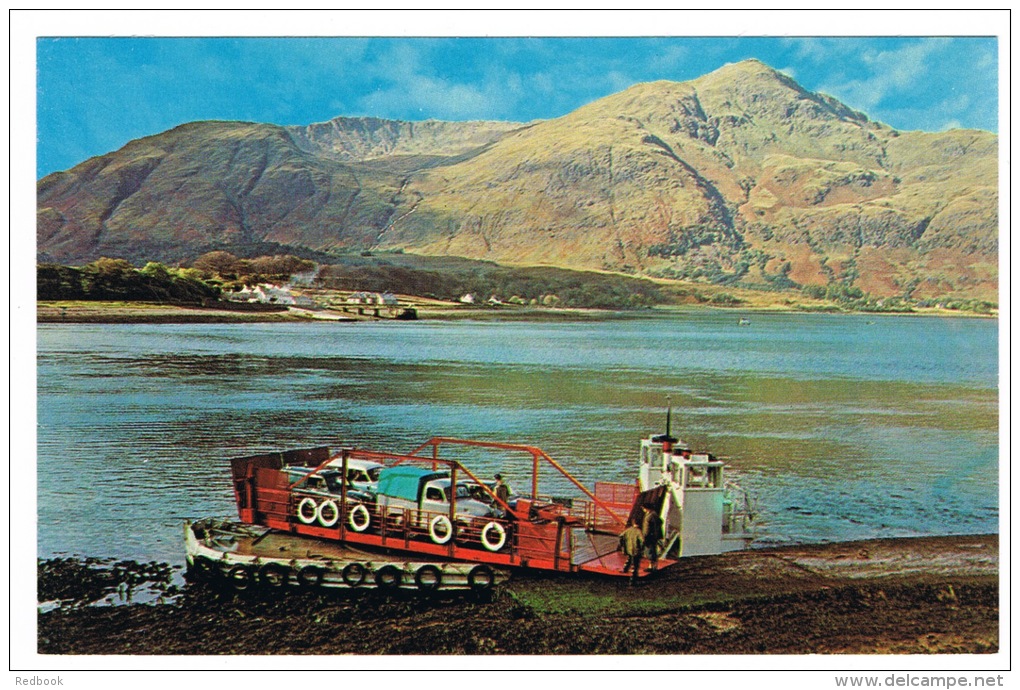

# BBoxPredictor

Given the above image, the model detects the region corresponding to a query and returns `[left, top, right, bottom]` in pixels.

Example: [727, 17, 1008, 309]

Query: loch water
[36, 311, 999, 564]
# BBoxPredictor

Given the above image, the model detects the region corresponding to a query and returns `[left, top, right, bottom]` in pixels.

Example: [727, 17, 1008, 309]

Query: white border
[9, 9, 1011, 682]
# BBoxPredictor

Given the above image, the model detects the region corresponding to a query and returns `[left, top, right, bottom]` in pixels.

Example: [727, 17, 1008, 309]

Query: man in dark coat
[641, 505, 664, 571]
[618, 521, 644, 584]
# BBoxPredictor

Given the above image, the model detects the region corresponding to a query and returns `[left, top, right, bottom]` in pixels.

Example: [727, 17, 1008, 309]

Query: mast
[651, 395, 678, 452]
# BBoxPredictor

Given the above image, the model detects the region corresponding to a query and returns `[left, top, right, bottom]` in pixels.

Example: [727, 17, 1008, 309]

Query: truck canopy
[376, 466, 448, 502]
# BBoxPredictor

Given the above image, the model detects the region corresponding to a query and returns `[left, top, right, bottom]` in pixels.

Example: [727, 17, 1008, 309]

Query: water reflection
[37, 314, 998, 562]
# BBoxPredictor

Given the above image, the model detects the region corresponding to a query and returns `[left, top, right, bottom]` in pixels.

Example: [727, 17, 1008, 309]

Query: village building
[227, 283, 297, 305]
[346, 291, 400, 306]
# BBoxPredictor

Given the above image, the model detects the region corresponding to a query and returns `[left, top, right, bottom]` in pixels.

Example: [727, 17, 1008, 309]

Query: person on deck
[618, 521, 644, 584]
[641, 505, 664, 571]
[493, 473, 510, 518]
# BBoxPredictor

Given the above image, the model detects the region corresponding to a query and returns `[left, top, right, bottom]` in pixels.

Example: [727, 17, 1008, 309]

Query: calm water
[36, 311, 999, 564]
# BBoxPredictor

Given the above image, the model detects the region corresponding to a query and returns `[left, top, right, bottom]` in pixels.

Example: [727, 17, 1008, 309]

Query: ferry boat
[224, 412, 755, 580]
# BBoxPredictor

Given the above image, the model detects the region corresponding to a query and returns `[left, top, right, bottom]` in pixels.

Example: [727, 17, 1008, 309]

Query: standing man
[618, 521, 644, 584]
[642, 505, 664, 571]
[493, 473, 510, 518]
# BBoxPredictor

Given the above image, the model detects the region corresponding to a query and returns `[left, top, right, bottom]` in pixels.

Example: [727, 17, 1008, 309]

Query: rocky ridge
[36, 59, 998, 302]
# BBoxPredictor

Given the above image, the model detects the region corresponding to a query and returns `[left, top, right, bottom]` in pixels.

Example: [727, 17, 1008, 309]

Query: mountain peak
[37, 60, 998, 304]
[695, 58, 804, 93]
[715, 57, 776, 74]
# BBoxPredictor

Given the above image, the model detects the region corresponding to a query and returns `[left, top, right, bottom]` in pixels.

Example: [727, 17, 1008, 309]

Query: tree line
[314, 261, 665, 309]
[37, 259, 220, 303]
[36, 252, 667, 310]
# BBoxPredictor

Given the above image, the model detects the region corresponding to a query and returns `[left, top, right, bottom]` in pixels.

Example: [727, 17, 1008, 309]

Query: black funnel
[651, 398, 678, 444]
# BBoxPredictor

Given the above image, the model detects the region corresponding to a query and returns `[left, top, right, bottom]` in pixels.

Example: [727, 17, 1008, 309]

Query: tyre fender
[428, 514, 454, 545]
[341, 562, 366, 587]
[317, 499, 340, 528]
[297, 565, 325, 589]
[374, 564, 403, 590]
[480, 521, 507, 552]
[227, 564, 255, 591]
[467, 564, 495, 592]
[258, 562, 290, 588]
[348, 503, 371, 532]
[297, 497, 318, 525]
[414, 564, 443, 592]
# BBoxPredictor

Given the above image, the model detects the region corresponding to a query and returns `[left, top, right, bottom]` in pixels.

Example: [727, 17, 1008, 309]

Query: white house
[228, 283, 297, 305]
[253, 284, 296, 305]
[346, 291, 399, 306]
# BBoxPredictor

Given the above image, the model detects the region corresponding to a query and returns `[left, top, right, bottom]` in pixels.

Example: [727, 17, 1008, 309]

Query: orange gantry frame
[228, 437, 660, 577]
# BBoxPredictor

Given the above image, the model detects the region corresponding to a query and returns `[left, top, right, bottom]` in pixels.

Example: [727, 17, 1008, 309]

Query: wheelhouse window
[685, 465, 721, 488]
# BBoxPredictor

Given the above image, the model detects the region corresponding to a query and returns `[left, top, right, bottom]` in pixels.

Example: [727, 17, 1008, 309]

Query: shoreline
[37, 533, 998, 655]
[37, 300, 997, 324]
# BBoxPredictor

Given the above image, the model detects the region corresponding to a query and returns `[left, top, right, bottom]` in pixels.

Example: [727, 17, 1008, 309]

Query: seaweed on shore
[35, 536, 1000, 655]
[38, 557, 182, 608]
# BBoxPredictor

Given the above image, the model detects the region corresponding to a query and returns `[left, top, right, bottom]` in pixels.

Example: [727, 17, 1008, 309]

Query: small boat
[223, 407, 754, 580]
[738, 318, 751, 326]
[185, 518, 508, 593]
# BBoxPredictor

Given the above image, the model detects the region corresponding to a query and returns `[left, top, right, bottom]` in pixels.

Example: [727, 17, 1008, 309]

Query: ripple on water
[36, 316, 999, 562]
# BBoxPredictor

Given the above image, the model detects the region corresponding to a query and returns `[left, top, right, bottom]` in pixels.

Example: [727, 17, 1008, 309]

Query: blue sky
[32, 24, 1001, 178]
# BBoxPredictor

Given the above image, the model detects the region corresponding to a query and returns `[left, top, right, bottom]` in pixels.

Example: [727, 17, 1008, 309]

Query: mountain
[37, 59, 998, 302]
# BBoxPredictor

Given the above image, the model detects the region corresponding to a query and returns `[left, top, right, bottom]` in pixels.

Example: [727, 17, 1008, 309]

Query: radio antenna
[652, 395, 678, 445]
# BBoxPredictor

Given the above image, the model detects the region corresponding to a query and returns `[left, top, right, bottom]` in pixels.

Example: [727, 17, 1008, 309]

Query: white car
[327, 456, 384, 493]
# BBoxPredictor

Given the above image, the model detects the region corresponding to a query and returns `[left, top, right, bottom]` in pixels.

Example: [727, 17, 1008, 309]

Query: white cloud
[820, 38, 948, 112]
[341, 40, 522, 121]
[974, 49, 995, 70]
[783, 37, 835, 62]
[945, 92, 971, 111]
[647, 44, 690, 73]
[604, 69, 637, 93]
[360, 77, 495, 121]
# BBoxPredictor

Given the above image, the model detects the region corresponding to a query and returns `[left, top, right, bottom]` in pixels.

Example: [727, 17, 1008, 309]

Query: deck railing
[232, 438, 640, 572]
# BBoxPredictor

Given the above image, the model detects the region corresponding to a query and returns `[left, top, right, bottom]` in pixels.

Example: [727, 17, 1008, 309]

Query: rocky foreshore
[36, 534, 998, 655]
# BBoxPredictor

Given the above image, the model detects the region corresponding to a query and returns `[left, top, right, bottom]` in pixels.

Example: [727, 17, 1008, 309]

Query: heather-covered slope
[37, 121, 410, 264]
[376, 60, 997, 300]
[37, 60, 998, 301]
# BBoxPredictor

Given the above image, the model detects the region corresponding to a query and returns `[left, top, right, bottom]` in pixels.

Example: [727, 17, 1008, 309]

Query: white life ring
[348, 503, 371, 532]
[317, 499, 340, 527]
[297, 497, 318, 524]
[481, 521, 507, 552]
[429, 514, 454, 545]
